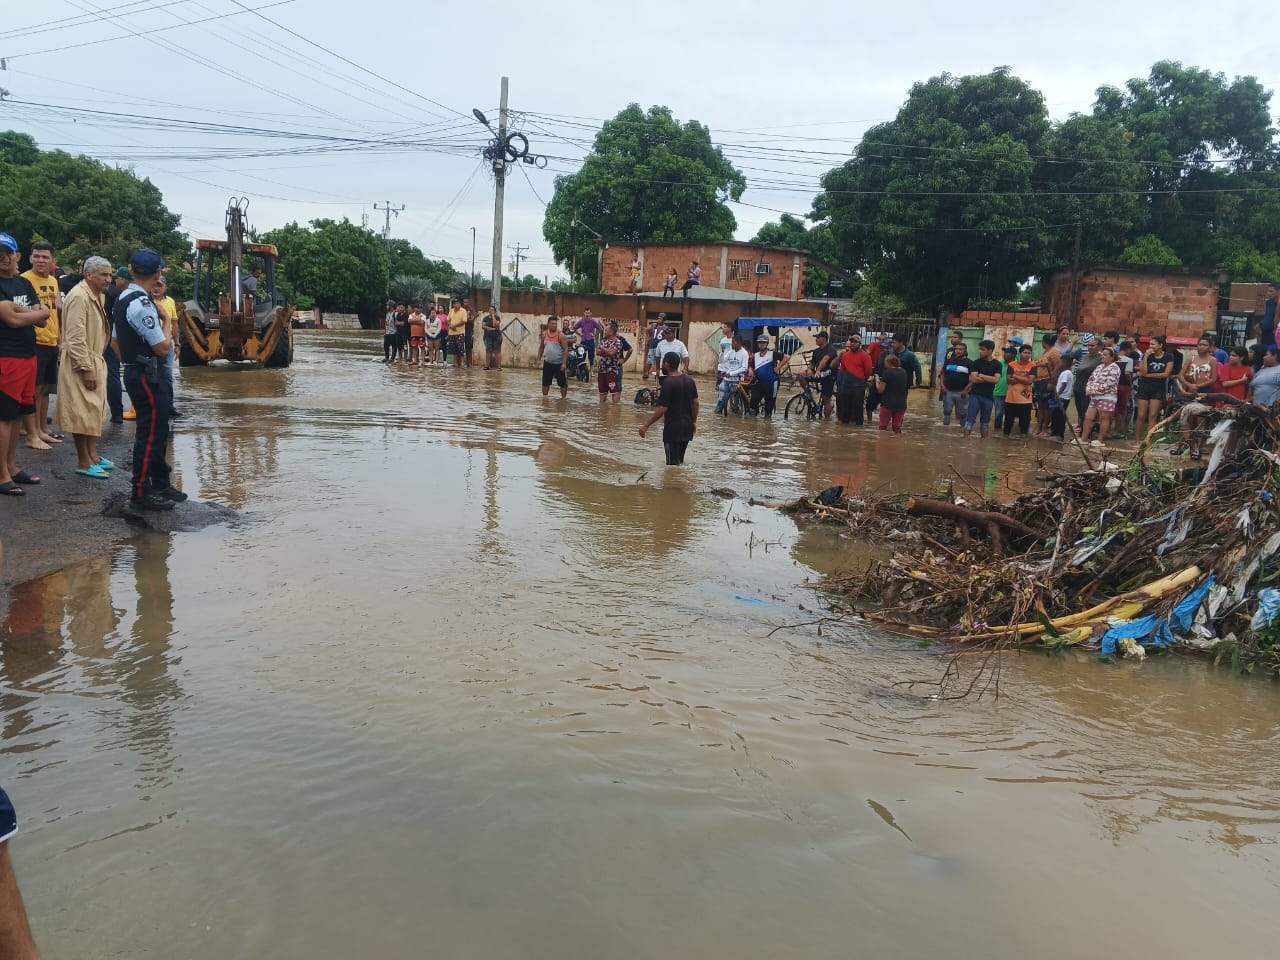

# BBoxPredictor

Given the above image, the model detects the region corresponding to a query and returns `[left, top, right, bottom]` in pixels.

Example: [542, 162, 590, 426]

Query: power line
[225, 0, 470, 125]
[2, 0, 297, 58]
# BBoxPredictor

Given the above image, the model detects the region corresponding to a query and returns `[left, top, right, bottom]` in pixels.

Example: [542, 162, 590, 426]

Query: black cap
[815, 330, 829, 340]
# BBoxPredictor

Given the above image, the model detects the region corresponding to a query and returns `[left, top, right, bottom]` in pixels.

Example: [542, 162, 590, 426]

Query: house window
[728, 259, 753, 282]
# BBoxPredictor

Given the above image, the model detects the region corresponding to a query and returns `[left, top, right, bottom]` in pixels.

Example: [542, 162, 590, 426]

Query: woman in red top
[836, 335, 874, 425]
[1218, 346, 1252, 402]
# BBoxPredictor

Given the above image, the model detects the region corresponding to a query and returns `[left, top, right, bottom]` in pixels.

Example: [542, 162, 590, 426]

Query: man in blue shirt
[112, 249, 186, 511]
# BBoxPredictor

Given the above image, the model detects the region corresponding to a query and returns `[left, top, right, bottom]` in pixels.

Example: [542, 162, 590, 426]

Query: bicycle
[783, 380, 824, 420]
[722, 379, 754, 416]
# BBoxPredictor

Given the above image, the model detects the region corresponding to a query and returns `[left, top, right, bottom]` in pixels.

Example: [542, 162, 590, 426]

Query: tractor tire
[178, 332, 207, 368]
[264, 326, 293, 368]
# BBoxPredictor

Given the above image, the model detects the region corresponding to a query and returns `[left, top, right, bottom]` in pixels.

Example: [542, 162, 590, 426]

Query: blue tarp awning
[734, 318, 820, 330]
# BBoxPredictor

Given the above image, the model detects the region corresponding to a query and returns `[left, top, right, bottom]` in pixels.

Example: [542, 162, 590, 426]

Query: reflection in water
[8, 332, 1277, 960]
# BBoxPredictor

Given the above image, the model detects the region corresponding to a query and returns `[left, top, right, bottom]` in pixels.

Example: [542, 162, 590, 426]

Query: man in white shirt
[651, 325, 688, 381]
[715, 333, 750, 414]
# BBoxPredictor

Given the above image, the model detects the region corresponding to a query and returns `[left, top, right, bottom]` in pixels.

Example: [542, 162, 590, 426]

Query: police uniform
[113, 282, 172, 501]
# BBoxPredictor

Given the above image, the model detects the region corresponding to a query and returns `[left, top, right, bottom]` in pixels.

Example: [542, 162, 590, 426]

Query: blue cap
[0, 233, 17, 253]
[1008, 336, 1024, 346]
[129, 248, 165, 275]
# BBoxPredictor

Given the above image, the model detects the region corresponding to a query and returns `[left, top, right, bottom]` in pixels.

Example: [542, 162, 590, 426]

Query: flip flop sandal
[50, 433, 64, 440]
[11, 471, 40, 485]
[97, 458, 114, 470]
[75, 467, 109, 479]
[0, 481, 24, 496]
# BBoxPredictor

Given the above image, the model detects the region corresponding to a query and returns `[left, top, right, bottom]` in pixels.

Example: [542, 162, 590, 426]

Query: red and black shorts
[0, 355, 38, 421]
[598, 368, 622, 394]
[410, 336, 426, 347]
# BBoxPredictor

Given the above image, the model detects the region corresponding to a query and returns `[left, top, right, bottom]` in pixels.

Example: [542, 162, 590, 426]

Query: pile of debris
[789, 398, 1280, 676]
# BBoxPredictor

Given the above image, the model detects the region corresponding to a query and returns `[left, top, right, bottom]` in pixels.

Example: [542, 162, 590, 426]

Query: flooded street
[4, 330, 1278, 958]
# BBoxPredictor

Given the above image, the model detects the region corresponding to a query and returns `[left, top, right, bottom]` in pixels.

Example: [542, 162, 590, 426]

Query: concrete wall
[471, 289, 832, 375]
[599, 243, 807, 300]
[1043, 264, 1220, 340]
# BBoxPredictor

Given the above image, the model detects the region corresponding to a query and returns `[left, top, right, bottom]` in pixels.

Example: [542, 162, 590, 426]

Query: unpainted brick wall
[600, 243, 806, 299]
[1043, 267, 1218, 340]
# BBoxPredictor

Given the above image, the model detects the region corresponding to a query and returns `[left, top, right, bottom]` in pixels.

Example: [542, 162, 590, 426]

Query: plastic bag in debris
[1249, 587, 1280, 631]
[1099, 577, 1216, 656]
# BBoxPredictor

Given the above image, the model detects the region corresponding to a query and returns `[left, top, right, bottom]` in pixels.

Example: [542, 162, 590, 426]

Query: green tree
[0, 131, 187, 266]
[812, 69, 1053, 312]
[1092, 62, 1279, 266]
[388, 274, 433, 304]
[386, 238, 465, 293]
[543, 104, 746, 285]
[262, 219, 389, 322]
[1117, 234, 1182, 265]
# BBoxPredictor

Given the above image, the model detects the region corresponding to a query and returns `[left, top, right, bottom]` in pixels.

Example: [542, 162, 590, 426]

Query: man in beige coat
[57, 256, 114, 478]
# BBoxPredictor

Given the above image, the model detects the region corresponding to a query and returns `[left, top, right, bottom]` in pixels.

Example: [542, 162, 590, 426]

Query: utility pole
[470, 226, 477, 300]
[508, 242, 528, 286]
[374, 200, 404, 250]
[1067, 220, 1083, 330]
[491, 77, 509, 311]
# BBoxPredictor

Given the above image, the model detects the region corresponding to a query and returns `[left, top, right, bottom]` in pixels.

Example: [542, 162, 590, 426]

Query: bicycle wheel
[783, 393, 808, 420]
[728, 388, 747, 416]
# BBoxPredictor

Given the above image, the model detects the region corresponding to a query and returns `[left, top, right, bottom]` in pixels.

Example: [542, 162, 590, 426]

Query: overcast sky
[0, 0, 1274, 281]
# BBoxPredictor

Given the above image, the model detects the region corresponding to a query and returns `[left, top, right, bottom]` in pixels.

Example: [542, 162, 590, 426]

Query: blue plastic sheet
[1099, 577, 1215, 656]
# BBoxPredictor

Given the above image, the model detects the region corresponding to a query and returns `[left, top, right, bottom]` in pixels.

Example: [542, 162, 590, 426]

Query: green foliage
[543, 104, 746, 284]
[388, 274, 433, 305]
[850, 280, 909, 317]
[387, 238, 464, 294]
[1117, 234, 1182, 265]
[813, 69, 1053, 312]
[810, 61, 1280, 311]
[1094, 61, 1278, 268]
[0, 130, 188, 268]
[261, 219, 389, 319]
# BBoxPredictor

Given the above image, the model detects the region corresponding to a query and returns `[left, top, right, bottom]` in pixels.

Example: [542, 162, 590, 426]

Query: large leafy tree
[1092, 61, 1279, 269]
[262, 218, 389, 321]
[543, 104, 746, 285]
[0, 130, 187, 267]
[813, 69, 1053, 312]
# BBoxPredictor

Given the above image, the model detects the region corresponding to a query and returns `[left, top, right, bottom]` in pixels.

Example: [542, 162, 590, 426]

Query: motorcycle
[565, 333, 591, 382]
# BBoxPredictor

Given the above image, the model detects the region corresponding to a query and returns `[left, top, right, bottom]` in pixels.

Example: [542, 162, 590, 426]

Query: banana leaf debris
[786, 399, 1280, 676]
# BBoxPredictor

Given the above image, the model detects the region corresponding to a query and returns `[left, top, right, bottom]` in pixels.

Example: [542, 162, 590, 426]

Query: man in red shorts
[0, 232, 51, 496]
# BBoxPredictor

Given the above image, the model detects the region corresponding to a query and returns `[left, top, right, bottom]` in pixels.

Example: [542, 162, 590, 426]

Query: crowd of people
[0, 234, 187, 508]
[372, 284, 1280, 463]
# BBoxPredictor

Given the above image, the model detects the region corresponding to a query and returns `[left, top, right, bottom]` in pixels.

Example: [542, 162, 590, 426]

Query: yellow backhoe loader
[178, 198, 294, 367]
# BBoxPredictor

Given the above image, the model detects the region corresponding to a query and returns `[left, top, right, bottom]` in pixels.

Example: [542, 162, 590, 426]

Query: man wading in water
[639, 351, 698, 465]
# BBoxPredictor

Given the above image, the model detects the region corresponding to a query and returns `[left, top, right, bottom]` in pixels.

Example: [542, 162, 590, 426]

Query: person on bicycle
[747, 333, 788, 418]
[715, 333, 750, 415]
[798, 330, 838, 421]
[643, 314, 669, 380]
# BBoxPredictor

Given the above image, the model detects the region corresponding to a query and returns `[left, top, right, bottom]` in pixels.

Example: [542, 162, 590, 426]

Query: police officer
[112, 249, 186, 510]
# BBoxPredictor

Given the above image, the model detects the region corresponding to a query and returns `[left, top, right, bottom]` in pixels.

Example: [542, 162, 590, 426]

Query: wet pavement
[2, 331, 1277, 959]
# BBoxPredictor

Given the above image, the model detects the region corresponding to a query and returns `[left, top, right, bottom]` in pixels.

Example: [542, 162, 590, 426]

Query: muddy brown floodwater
[3, 330, 1277, 959]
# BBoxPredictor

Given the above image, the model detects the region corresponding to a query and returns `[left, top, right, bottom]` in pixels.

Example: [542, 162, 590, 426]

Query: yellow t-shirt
[158, 296, 178, 337]
[447, 307, 467, 336]
[22, 270, 60, 347]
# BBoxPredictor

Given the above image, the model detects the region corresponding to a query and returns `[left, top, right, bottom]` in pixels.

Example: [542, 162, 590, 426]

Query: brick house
[599, 241, 813, 300]
[1042, 263, 1222, 340]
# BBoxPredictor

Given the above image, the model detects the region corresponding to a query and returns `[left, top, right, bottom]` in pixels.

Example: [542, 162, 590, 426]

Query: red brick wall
[600, 243, 807, 299]
[1043, 266, 1219, 340]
